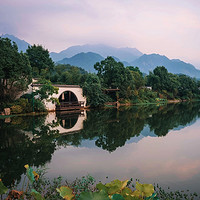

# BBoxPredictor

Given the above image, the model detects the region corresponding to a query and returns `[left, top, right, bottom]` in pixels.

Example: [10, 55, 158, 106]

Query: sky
[0, 0, 200, 68]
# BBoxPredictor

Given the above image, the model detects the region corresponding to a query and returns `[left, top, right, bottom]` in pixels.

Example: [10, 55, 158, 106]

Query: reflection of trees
[147, 102, 200, 136]
[59, 106, 157, 152]
[59, 103, 200, 152]
[1, 102, 200, 186]
[0, 115, 59, 187]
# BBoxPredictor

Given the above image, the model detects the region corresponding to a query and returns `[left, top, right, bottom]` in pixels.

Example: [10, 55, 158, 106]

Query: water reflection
[0, 102, 200, 188]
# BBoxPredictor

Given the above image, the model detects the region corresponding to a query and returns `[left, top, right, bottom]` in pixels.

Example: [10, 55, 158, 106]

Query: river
[1, 102, 200, 194]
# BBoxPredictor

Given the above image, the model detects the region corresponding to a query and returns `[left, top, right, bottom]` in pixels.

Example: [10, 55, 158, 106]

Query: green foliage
[94, 57, 134, 99]
[33, 99, 47, 112]
[147, 66, 200, 100]
[26, 44, 54, 78]
[10, 105, 23, 114]
[127, 66, 145, 90]
[81, 74, 108, 107]
[0, 37, 32, 101]
[79, 190, 109, 200]
[50, 64, 87, 85]
[96, 179, 155, 200]
[24, 164, 36, 183]
[135, 182, 154, 198]
[34, 79, 59, 105]
[31, 189, 45, 200]
[111, 194, 125, 200]
[56, 186, 74, 200]
[0, 179, 8, 194]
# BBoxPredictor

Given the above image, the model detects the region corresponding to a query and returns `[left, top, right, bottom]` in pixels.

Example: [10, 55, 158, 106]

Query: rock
[4, 108, 11, 115]
[5, 117, 11, 123]
[0, 112, 5, 115]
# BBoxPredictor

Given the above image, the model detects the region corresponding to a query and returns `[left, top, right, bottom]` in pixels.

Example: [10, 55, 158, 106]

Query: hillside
[57, 52, 104, 72]
[50, 44, 143, 62]
[2, 34, 200, 78]
[131, 54, 200, 78]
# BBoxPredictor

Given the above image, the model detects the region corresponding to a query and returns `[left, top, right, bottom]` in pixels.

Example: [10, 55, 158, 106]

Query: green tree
[177, 74, 199, 99]
[94, 57, 133, 99]
[81, 74, 107, 107]
[0, 37, 32, 101]
[34, 79, 59, 104]
[127, 66, 145, 90]
[26, 45, 54, 78]
[50, 64, 87, 85]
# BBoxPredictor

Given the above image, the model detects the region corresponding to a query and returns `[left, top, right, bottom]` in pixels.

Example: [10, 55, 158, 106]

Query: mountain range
[1, 34, 200, 78]
[57, 52, 104, 72]
[1, 34, 30, 52]
[50, 44, 143, 62]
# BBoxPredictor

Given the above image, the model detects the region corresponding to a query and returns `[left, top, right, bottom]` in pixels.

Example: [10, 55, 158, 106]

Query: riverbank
[1, 99, 199, 119]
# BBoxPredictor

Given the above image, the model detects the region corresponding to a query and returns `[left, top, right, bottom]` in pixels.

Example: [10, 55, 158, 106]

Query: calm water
[1, 102, 200, 193]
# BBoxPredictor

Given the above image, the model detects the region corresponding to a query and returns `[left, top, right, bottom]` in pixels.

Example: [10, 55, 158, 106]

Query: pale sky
[0, 0, 200, 68]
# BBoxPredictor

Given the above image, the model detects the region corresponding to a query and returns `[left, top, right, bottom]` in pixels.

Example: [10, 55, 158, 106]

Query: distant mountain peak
[1, 33, 31, 52]
[57, 51, 104, 72]
[50, 44, 143, 62]
[131, 53, 200, 78]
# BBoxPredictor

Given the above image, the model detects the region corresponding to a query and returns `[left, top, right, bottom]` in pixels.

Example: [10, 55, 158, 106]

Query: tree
[94, 57, 133, 99]
[81, 74, 107, 107]
[34, 79, 59, 104]
[147, 66, 174, 92]
[26, 45, 54, 78]
[127, 66, 145, 90]
[177, 74, 199, 99]
[50, 64, 87, 85]
[0, 37, 32, 101]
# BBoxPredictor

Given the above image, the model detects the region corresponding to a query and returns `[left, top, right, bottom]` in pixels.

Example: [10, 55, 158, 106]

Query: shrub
[33, 99, 47, 112]
[10, 105, 23, 114]
[17, 98, 32, 113]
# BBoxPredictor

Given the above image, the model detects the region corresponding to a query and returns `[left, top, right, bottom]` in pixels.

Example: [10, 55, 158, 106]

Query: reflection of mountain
[173, 117, 198, 131]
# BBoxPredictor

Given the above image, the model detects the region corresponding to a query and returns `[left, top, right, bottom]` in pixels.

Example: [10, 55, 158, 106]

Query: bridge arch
[58, 90, 78, 103]
[31, 84, 86, 111]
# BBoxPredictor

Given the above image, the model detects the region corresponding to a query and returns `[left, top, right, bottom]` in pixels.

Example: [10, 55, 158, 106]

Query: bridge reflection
[45, 110, 87, 134]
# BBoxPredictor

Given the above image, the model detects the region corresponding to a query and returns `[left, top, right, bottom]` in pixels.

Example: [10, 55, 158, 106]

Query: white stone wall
[29, 85, 87, 111]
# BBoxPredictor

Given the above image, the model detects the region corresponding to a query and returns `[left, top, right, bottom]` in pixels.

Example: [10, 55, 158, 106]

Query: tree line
[1, 37, 200, 111]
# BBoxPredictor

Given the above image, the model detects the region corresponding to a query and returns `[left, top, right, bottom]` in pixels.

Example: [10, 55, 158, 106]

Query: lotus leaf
[56, 186, 74, 200]
[79, 190, 109, 200]
[96, 182, 108, 192]
[31, 189, 45, 200]
[105, 179, 129, 194]
[135, 182, 154, 197]
[0, 179, 8, 194]
[112, 194, 125, 200]
[121, 187, 132, 196]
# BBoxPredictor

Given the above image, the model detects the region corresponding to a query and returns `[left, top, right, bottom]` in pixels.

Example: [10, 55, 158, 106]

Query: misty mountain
[2, 34, 200, 78]
[1, 34, 31, 52]
[131, 54, 200, 78]
[57, 52, 104, 72]
[50, 44, 143, 62]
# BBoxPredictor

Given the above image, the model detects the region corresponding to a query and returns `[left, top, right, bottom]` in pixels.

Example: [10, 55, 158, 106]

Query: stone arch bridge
[27, 83, 86, 111]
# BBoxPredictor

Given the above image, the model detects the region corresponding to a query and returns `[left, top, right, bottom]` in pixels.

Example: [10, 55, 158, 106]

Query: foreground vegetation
[0, 165, 199, 200]
[1, 37, 200, 113]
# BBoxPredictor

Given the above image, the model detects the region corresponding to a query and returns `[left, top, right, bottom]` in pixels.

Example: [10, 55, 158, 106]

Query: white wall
[28, 85, 87, 111]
